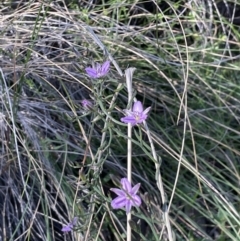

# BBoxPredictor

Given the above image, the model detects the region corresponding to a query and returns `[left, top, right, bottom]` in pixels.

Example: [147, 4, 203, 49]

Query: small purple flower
[81, 99, 92, 110]
[110, 178, 141, 214]
[61, 217, 78, 233]
[120, 101, 151, 126]
[85, 60, 110, 78]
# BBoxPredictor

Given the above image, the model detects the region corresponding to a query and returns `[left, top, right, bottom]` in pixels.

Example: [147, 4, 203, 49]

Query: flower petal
[81, 99, 92, 109]
[139, 113, 148, 120]
[71, 217, 78, 226]
[111, 196, 127, 209]
[85, 67, 98, 78]
[120, 116, 137, 125]
[124, 109, 134, 116]
[131, 195, 141, 207]
[96, 63, 101, 70]
[131, 183, 141, 195]
[110, 188, 125, 196]
[139, 115, 149, 124]
[143, 106, 151, 115]
[121, 178, 132, 193]
[101, 61, 110, 74]
[132, 101, 143, 113]
[125, 200, 132, 214]
[136, 116, 145, 124]
[61, 224, 73, 232]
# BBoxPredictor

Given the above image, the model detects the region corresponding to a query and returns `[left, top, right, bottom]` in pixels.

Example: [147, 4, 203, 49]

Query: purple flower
[61, 217, 78, 233]
[85, 60, 110, 78]
[110, 178, 141, 214]
[120, 101, 151, 126]
[81, 99, 92, 110]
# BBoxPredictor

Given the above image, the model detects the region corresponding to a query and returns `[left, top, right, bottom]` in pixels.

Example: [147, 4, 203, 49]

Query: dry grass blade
[0, 1, 240, 241]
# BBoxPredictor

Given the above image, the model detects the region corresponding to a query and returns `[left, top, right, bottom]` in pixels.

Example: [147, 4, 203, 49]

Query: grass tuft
[0, 0, 240, 240]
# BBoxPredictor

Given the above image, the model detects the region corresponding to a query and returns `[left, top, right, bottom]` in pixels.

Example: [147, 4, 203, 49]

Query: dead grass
[0, 1, 240, 241]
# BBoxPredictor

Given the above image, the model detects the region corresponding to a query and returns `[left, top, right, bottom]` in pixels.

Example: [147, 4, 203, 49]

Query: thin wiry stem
[127, 122, 132, 241]
[143, 120, 174, 241]
[83, 26, 125, 240]
[125, 68, 135, 241]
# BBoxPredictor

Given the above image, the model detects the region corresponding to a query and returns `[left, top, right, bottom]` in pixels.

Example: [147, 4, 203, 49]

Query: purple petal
[131, 195, 141, 207]
[132, 101, 143, 113]
[124, 110, 134, 116]
[125, 200, 132, 214]
[81, 99, 92, 109]
[136, 114, 147, 124]
[85, 67, 98, 78]
[143, 106, 151, 116]
[110, 188, 125, 196]
[139, 113, 148, 119]
[61, 224, 73, 232]
[101, 61, 110, 74]
[120, 116, 137, 125]
[71, 217, 78, 226]
[96, 63, 101, 70]
[121, 178, 132, 193]
[111, 196, 127, 209]
[131, 183, 141, 195]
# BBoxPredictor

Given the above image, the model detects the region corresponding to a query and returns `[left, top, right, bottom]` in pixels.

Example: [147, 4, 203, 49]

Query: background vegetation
[0, 0, 240, 240]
